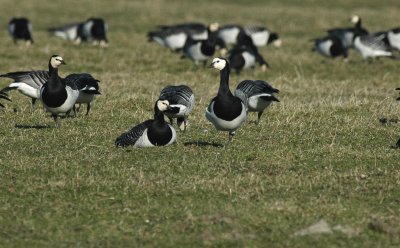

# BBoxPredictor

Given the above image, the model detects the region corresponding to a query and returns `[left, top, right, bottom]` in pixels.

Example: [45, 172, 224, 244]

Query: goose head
[350, 15, 361, 25]
[49, 55, 66, 69]
[208, 22, 219, 32]
[208, 57, 228, 71]
[156, 99, 171, 112]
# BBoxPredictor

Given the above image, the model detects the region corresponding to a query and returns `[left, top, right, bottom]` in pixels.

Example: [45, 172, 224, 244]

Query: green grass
[1, 0, 400, 247]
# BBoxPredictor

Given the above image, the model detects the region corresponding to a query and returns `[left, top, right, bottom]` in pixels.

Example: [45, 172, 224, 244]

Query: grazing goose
[205, 57, 247, 146]
[353, 33, 393, 59]
[217, 24, 243, 46]
[182, 23, 220, 65]
[235, 80, 279, 124]
[244, 26, 281, 47]
[229, 30, 270, 74]
[8, 17, 34, 45]
[0, 70, 49, 111]
[115, 100, 177, 148]
[313, 35, 348, 59]
[40, 55, 79, 127]
[0, 92, 11, 108]
[327, 15, 368, 48]
[158, 85, 195, 131]
[66, 73, 101, 116]
[148, 22, 207, 51]
[49, 18, 108, 46]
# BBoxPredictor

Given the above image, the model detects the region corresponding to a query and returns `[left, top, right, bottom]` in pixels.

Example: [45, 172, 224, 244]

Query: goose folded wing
[65, 73, 99, 92]
[360, 35, 391, 51]
[115, 120, 152, 147]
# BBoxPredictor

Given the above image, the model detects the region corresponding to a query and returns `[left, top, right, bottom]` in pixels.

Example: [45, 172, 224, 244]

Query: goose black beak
[61, 60, 66, 65]
[208, 62, 215, 68]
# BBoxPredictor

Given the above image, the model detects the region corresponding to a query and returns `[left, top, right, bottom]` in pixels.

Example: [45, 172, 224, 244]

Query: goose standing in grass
[66, 73, 101, 116]
[205, 57, 247, 146]
[8, 17, 34, 45]
[353, 33, 393, 59]
[235, 80, 279, 124]
[327, 15, 368, 49]
[115, 100, 177, 148]
[49, 17, 108, 46]
[147, 22, 207, 52]
[40, 55, 79, 127]
[0, 70, 49, 111]
[0, 92, 11, 108]
[158, 85, 195, 131]
[312, 35, 348, 59]
[182, 23, 220, 65]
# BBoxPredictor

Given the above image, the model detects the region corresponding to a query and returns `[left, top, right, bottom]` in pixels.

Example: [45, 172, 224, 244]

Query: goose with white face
[350, 15, 360, 24]
[50, 55, 66, 68]
[157, 99, 170, 112]
[209, 57, 227, 70]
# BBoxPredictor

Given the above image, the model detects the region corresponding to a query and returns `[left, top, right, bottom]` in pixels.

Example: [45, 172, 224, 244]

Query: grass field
[0, 0, 399, 246]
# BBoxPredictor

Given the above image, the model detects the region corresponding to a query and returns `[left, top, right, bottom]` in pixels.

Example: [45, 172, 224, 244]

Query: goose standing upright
[40, 55, 79, 127]
[235, 80, 279, 124]
[158, 85, 195, 131]
[66, 73, 101, 115]
[205, 57, 247, 146]
[115, 100, 177, 148]
[8, 17, 34, 45]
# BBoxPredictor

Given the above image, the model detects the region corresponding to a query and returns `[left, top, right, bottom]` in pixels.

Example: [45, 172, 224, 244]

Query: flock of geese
[1, 14, 399, 148]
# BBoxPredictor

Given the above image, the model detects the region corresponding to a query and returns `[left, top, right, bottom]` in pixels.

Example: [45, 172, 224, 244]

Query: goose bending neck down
[205, 57, 247, 146]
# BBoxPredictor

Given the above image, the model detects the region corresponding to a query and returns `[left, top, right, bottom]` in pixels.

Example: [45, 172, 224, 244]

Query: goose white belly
[134, 126, 176, 147]
[218, 28, 240, 44]
[76, 92, 95, 104]
[187, 42, 209, 61]
[54, 26, 78, 41]
[11, 82, 40, 99]
[205, 101, 247, 131]
[242, 51, 256, 69]
[248, 94, 272, 112]
[388, 32, 400, 50]
[250, 32, 268, 47]
[165, 33, 187, 50]
[316, 40, 333, 57]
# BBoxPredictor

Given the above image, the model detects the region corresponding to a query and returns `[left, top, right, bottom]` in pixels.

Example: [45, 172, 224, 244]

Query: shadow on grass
[15, 124, 52, 129]
[184, 141, 224, 148]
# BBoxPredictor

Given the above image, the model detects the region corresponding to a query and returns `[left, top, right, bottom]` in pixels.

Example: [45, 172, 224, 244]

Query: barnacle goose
[49, 18, 108, 46]
[159, 85, 195, 131]
[0, 70, 48, 111]
[217, 25, 243, 46]
[229, 30, 270, 74]
[244, 26, 281, 47]
[8, 17, 33, 45]
[312, 35, 348, 59]
[182, 23, 220, 65]
[205, 57, 247, 146]
[115, 100, 177, 148]
[327, 15, 368, 48]
[0, 92, 11, 108]
[0, 66, 100, 113]
[235, 80, 279, 124]
[353, 33, 393, 59]
[66, 74, 101, 116]
[148, 22, 208, 51]
[39, 55, 79, 127]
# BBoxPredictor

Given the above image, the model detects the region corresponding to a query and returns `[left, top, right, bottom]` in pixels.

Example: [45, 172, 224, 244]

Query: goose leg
[86, 103, 91, 116]
[396, 137, 400, 148]
[52, 114, 60, 128]
[257, 111, 264, 125]
[225, 131, 235, 147]
[31, 98, 37, 112]
[168, 117, 174, 125]
[177, 117, 186, 132]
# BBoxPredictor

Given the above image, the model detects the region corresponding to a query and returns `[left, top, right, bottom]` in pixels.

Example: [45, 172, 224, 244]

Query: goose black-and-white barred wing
[115, 120, 152, 147]
[236, 80, 279, 98]
[360, 35, 391, 51]
[0, 70, 49, 91]
[244, 26, 266, 34]
[65, 73, 99, 91]
[159, 85, 194, 107]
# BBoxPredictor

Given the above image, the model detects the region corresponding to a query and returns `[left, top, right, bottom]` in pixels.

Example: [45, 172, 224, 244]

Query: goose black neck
[48, 61, 58, 76]
[218, 64, 233, 97]
[153, 105, 166, 123]
[355, 19, 362, 29]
